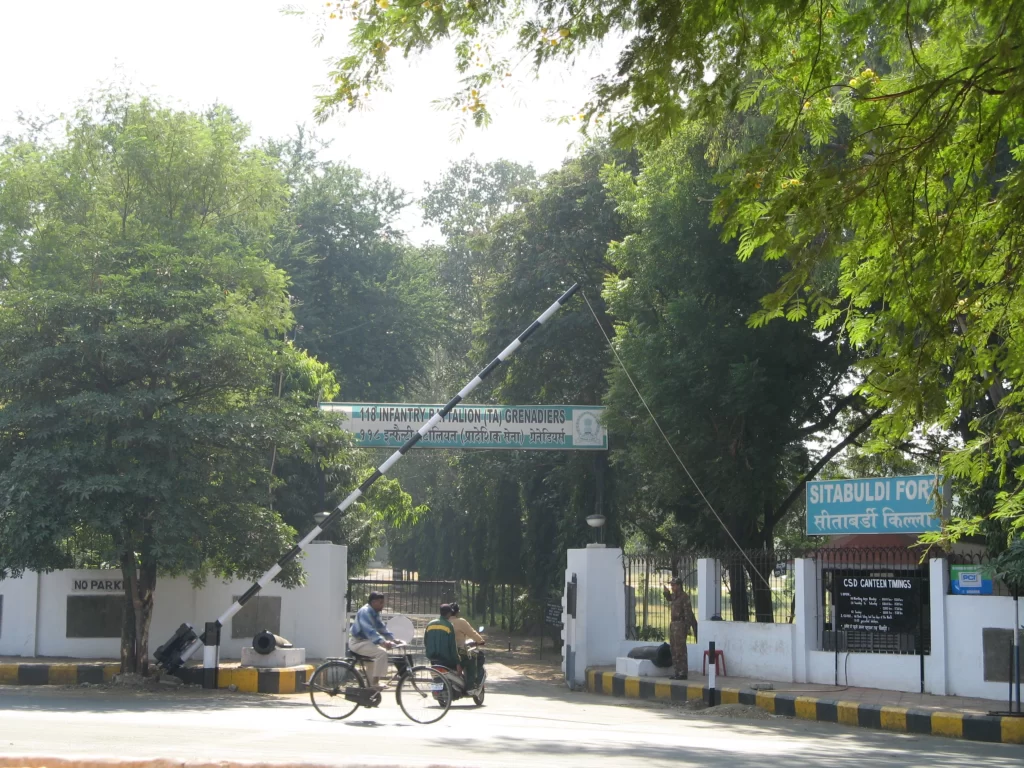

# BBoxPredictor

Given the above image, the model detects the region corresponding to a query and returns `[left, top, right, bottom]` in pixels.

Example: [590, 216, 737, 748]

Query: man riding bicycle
[348, 591, 396, 691]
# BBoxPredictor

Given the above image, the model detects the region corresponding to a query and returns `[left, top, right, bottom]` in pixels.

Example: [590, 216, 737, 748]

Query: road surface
[0, 665, 1019, 767]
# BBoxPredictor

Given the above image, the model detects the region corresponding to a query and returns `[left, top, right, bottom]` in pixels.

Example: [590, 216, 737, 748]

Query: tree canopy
[306, 0, 1024, 546]
[0, 95, 356, 672]
[386, 149, 624, 608]
[263, 130, 433, 570]
[603, 124, 868, 618]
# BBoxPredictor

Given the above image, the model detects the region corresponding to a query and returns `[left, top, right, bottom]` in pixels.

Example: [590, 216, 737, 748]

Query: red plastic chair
[702, 649, 727, 676]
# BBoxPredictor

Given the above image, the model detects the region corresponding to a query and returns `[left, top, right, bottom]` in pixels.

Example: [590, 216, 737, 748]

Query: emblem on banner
[573, 410, 603, 446]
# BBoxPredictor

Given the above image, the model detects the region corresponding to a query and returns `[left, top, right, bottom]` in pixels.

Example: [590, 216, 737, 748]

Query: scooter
[459, 639, 487, 706]
[433, 629, 487, 706]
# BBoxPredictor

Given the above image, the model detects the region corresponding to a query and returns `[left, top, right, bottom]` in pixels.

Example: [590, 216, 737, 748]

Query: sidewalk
[587, 666, 1024, 745]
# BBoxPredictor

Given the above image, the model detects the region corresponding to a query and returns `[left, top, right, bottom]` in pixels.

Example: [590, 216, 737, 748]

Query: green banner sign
[320, 403, 608, 450]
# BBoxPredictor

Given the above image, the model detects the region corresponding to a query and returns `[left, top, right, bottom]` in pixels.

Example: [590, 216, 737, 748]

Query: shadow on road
[0, 685, 309, 714]
[4, 669, 1023, 767]
[421, 729, 1023, 768]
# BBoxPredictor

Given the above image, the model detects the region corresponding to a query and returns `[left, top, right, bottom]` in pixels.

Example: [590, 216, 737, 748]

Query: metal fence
[711, 549, 798, 624]
[624, 549, 799, 637]
[347, 577, 530, 633]
[947, 551, 1014, 596]
[623, 553, 698, 642]
[455, 581, 530, 632]
[346, 578, 457, 615]
[811, 547, 933, 655]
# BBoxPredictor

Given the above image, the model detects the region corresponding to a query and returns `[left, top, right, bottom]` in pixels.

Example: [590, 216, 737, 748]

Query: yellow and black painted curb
[0, 662, 119, 686]
[173, 664, 313, 694]
[0, 662, 312, 694]
[587, 669, 1024, 745]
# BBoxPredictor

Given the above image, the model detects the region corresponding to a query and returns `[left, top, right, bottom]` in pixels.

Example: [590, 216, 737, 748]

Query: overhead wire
[579, 289, 773, 592]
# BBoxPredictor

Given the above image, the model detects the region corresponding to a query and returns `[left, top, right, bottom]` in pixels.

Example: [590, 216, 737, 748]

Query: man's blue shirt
[350, 603, 395, 645]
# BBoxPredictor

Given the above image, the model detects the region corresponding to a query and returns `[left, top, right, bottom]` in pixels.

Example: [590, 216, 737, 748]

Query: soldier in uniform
[663, 577, 697, 680]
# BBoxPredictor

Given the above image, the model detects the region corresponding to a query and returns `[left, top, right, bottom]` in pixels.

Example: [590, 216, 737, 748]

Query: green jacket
[423, 617, 459, 669]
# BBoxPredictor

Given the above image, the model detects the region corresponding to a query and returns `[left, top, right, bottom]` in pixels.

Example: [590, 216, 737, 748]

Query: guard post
[707, 640, 717, 706]
[202, 621, 221, 689]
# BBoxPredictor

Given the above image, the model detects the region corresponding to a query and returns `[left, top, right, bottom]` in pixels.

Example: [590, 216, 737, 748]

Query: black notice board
[545, 602, 564, 628]
[66, 595, 123, 638]
[835, 575, 921, 633]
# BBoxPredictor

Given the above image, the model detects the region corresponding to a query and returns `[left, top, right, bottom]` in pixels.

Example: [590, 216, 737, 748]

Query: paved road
[0, 665, 1020, 767]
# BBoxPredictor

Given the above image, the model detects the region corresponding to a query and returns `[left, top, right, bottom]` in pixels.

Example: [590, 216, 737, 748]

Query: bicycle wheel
[309, 660, 364, 720]
[396, 665, 452, 724]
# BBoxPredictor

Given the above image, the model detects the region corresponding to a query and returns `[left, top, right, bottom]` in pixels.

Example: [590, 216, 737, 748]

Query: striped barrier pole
[707, 641, 717, 706]
[160, 284, 581, 679]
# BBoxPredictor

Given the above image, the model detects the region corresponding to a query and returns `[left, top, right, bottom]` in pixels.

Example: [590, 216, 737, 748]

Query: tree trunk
[489, 583, 496, 627]
[727, 560, 749, 622]
[120, 553, 137, 673]
[134, 558, 157, 675]
[122, 549, 157, 676]
[748, 558, 775, 623]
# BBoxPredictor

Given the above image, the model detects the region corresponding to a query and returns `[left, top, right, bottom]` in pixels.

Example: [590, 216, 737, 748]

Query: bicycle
[307, 642, 454, 724]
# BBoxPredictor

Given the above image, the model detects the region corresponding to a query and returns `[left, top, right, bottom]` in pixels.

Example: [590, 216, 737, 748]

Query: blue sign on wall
[806, 474, 942, 535]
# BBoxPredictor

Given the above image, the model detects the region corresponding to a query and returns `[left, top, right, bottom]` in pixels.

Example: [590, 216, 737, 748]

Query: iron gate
[346, 578, 457, 615]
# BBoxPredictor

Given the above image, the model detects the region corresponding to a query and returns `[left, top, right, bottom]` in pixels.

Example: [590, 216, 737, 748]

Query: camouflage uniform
[666, 588, 696, 678]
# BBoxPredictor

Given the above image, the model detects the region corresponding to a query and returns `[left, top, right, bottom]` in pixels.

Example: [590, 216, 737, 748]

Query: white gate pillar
[562, 547, 625, 688]
[927, 557, 949, 695]
[793, 558, 817, 683]
[697, 557, 721, 622]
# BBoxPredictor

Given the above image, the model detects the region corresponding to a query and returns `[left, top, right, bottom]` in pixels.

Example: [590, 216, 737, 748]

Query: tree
[386, 161, 541, 592]
[602, 125, 864, 620]
[267, 131, 443, 402]
[389, 148, 629, 606]
[258, 131, 436, 570]
[305, 0, 1024, 544]
[0, 95, 353, 674]
[476, 146, 632, 597]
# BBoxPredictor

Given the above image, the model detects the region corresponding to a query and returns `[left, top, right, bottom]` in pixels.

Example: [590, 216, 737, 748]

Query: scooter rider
[424, 604, 462, 676]
[448, 602, 485, 690]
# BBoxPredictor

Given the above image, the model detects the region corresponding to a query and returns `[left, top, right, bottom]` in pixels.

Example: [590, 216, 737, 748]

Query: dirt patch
[483, 628, 565, 683]
[676, 701, 779, 720]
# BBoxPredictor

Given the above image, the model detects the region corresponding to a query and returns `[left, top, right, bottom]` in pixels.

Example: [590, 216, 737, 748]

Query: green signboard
[320, 403, 607, 450]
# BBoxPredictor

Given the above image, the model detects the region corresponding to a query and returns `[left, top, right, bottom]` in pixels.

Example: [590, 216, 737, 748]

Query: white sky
[0, 0, 612, 242]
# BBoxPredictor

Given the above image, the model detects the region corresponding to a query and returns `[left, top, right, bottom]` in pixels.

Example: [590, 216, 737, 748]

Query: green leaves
[0, 94, 352, 598]
[601, 124, 860, 552]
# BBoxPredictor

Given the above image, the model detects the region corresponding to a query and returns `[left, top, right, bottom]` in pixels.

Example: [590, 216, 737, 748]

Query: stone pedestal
[616, 657, 672, 677]
[241, 647, 306, 668]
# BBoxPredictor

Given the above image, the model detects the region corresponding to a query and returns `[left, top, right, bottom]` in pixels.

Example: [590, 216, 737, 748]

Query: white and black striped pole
[167, 283, 581, 679]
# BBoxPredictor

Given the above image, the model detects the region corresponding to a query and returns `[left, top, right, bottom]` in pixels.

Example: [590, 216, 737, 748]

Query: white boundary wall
[565, 549, 1022, 701]
[0, 543, 347, 660]
[945, 593, 1021, 700]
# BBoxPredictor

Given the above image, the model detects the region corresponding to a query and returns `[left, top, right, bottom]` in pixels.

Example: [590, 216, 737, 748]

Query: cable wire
[580, 289, 773, 592]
